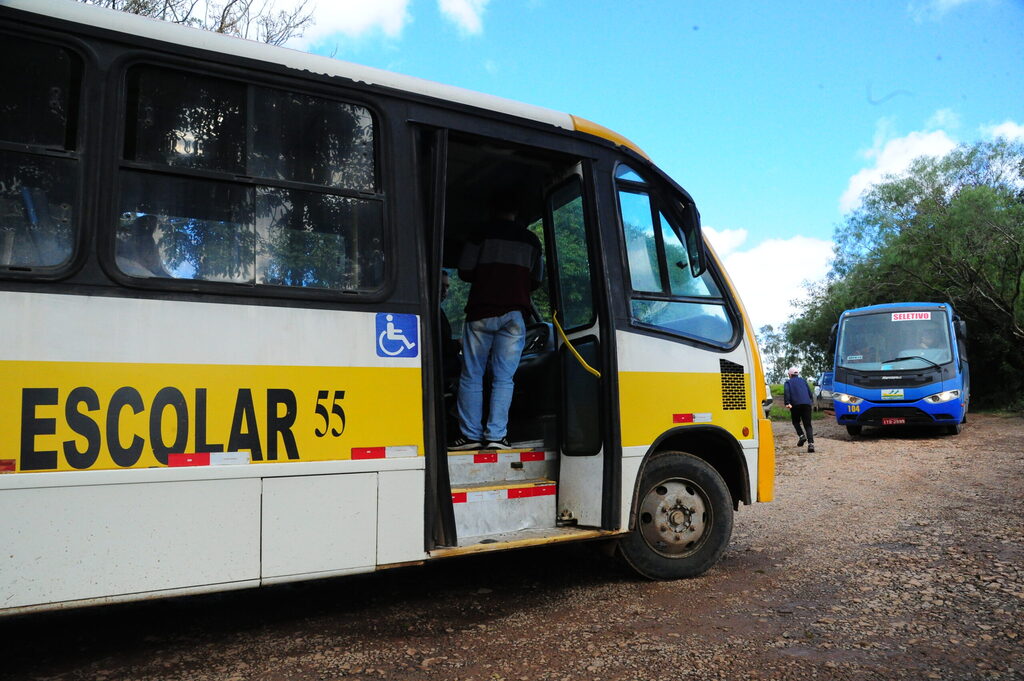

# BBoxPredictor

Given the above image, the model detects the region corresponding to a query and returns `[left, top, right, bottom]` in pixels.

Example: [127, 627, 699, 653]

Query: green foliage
[787, 139, 1024, 407]
[770, 384, 784, 396]
[758, 324, 815, 382]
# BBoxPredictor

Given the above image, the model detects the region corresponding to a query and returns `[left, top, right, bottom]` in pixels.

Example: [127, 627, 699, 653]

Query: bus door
[423, 129, 615, 546]
[542, 169, 608, 529]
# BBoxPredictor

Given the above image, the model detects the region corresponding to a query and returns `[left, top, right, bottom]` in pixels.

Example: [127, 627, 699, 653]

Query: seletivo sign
[891, 312, 931, 321]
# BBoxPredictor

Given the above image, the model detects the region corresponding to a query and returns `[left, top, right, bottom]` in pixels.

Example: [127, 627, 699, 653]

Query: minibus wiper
[881, 355, 942, 369]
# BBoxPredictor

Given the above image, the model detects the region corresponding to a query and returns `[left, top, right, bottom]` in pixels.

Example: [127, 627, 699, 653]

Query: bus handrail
[553, 311, 601, 379]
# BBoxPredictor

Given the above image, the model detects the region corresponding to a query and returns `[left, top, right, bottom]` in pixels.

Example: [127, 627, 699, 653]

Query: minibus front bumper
[835, 401, 964, 427]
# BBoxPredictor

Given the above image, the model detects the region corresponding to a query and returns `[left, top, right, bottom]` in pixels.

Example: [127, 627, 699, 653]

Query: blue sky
[287, 0, 1024, 328]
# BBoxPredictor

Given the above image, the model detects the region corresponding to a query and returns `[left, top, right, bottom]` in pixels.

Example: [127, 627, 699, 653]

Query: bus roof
[841, 302, 954, 318]
[4, 0, 648, 158]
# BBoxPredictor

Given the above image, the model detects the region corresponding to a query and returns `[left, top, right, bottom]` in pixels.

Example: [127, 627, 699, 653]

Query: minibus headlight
[834, 393, 863, 405]
[924, 389, 961, 404]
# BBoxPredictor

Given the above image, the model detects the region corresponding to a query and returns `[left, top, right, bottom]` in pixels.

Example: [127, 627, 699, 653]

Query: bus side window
[615, 165, 734, 346]
[0, 36, 81, 272]
[119, 64, 384, 292]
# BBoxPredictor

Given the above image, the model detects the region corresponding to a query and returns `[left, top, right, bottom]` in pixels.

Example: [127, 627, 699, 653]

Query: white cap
[787, 367, 799, 376]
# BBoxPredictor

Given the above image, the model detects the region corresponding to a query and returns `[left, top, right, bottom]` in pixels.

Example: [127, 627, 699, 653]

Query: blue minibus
[830, 303, 969, 436]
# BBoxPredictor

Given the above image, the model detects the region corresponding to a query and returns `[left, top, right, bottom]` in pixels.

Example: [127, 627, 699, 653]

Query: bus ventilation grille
[720, 359, 747, 411]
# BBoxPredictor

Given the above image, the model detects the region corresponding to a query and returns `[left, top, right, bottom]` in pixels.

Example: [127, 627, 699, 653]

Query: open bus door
[423, 129, 617, 550]
[540, 168, 614, 530]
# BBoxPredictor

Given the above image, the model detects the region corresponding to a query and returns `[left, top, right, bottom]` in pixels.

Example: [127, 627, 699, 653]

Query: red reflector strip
[673, 413, 695, 423]
[451, 492, 468, 503]
[507, 485, 557, 499]
[168, 452, 249, 467]
[168, 452, 211, 467]
[0, 459, 16, 473]
[351, 446, 418, 459]
[519, 451, 545, 462]
[351, 447, 385, 460]
[473, 453, 498, 463]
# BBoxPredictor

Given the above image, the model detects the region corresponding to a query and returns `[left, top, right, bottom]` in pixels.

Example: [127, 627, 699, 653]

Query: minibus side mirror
[827, 323, 838, 357]
[955, 320, 968, 362]
[685, 203, 706, 276]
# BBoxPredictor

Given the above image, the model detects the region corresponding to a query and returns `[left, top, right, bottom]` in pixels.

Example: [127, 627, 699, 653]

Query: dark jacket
[458, 219, 543, 322]
[784, 375, 813, 406]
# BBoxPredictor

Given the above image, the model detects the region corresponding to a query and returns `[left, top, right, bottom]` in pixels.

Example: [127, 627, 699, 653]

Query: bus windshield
[838, 310, 953, 371]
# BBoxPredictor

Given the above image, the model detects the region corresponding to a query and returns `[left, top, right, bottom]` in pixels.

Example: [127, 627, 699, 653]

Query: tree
[757, 325, 797, 384]
[788, 139, 1024, 407]
[78, 0, 314, 45]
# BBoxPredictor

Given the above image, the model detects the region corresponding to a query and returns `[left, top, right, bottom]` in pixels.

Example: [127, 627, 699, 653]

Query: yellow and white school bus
[0, 0, 774, 615]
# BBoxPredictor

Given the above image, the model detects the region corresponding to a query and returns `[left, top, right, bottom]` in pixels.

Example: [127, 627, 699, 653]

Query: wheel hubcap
[638, 479, 710, 557]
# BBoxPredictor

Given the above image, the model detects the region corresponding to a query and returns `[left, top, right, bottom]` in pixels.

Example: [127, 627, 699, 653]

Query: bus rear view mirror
[685, 203, 706, 276]
[827, 323, 838, 356]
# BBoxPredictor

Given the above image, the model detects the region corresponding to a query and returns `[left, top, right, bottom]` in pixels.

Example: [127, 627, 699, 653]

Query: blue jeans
[457, 310, 526, 441]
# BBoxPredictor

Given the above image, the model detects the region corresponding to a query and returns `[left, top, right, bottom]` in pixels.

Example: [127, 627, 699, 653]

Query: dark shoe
[807, 444, 815, 453]
[484, 437, 511, 450]
[797, 435, 807, 447]
[448, 435, 482, 451]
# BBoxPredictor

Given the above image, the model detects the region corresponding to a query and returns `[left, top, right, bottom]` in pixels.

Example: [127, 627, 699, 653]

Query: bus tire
[846, 425, 862, 436]
[947, 422, 962, 435]
[618, 452, 733, 580]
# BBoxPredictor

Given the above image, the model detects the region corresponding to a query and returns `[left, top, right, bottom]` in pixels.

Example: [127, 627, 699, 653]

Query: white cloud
[839, 122, 957, 213]
[908, 0, 982, 22]
[926, 108, 960, 131]
[291, 0, 412, 46]
[438, 0, 490, 34]
[705, 229, 833, 330]
[982, 120, 1024, 142]
[703, 227, 748, 257]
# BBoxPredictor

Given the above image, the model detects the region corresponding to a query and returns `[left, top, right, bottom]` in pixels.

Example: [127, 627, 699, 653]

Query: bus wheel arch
[618, 427, 748, 580]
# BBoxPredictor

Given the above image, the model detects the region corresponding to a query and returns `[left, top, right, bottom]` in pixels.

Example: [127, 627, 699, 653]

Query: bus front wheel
[847, 425, 862, 436]
[618, 452, 733, 580]
[947, 422, 963, 435]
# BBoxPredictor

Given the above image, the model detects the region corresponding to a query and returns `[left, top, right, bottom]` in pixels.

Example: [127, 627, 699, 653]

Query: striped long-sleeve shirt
[458, 219, 544, 322]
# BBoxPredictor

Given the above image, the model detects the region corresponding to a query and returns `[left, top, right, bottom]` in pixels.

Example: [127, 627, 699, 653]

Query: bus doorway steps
[448, 447, 559, 537]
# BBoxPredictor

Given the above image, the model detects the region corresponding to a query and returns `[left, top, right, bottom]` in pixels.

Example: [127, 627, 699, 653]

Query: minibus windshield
[838, 310, 952, 371]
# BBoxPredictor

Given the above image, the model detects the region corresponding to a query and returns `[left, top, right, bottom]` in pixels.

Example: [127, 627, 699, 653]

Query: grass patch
[770, 384, 784, 396]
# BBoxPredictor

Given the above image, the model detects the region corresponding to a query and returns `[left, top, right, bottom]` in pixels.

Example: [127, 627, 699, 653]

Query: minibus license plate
[882, 417, 905, 425]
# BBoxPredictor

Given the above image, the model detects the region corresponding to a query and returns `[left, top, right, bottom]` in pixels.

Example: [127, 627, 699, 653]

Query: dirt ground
[2, 414, 1022, 681]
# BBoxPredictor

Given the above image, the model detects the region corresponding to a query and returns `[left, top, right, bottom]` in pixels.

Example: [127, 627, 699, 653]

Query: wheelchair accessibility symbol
[376, 313, 419, 358]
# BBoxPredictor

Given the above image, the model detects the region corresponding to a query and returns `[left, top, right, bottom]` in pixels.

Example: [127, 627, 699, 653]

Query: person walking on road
[784, 366, 815, 452]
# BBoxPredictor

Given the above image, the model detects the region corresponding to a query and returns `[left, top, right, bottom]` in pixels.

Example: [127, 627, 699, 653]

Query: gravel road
[3, 414, 1022, 681]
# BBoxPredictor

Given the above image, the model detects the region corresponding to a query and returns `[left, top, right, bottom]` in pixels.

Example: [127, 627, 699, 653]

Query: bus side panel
[616, 331, 757, 442]
[0, 478, 260, 610]
[377, 469, 427, 565]
[615, 330, 758, 508]
[1, 292, 424, 473]
[262, 473, 377, 578]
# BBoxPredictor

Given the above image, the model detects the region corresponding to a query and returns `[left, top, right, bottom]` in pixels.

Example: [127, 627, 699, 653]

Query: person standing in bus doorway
[449, 189, 544, 451]
[784, 366, 815, 453]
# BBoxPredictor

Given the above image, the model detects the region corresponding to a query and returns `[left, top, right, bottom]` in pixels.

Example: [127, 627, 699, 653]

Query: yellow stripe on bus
[2, 361, 423, 473]
[618, 370, 752, 448]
